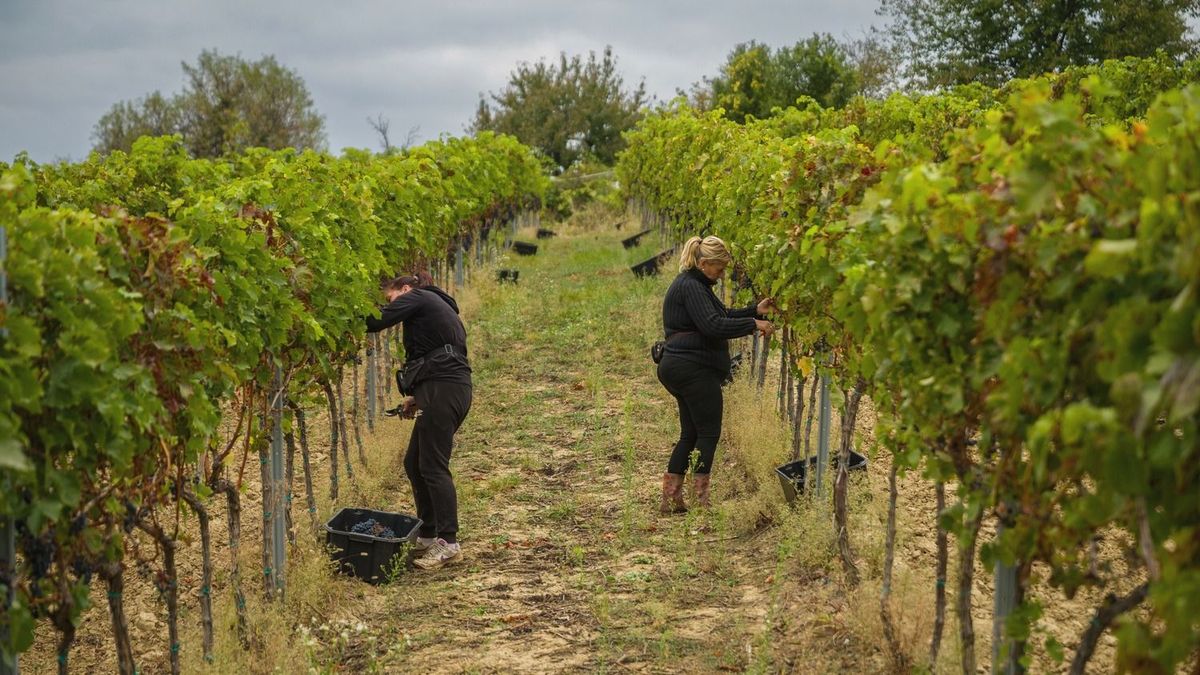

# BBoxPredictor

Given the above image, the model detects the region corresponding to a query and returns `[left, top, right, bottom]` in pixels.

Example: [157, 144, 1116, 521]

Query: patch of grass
[543, 498, 578, 522]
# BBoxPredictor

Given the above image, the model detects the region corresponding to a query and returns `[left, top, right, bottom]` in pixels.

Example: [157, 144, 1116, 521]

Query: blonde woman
[657, 236, 774, 513]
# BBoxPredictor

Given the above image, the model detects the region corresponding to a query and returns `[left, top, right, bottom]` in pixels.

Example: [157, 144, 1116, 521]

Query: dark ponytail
[384, 270, 433, 292]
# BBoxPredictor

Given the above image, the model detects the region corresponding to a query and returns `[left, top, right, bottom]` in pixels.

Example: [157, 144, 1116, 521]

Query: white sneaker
[413, 538, 463, 570]
[413, 536, 438, 552]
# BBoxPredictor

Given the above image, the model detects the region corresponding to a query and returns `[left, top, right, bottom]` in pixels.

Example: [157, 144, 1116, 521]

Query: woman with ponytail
[657, 236, 774, 513]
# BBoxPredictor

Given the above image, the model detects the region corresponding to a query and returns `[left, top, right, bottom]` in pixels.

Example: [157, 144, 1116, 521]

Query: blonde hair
[679, 235, 732, 273]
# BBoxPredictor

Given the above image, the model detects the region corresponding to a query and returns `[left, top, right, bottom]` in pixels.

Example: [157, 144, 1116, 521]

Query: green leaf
[1083, 239, 1137, 278]
[0, 439, 31, 472]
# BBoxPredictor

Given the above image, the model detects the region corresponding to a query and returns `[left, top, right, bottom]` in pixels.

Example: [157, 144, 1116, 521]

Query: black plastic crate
[325, 507, 422, 584]
[630, 248, 676, 278]
[536, 228, 557, 239]
[630, 257, 660, 277]
[621, 228, 652, 249]
[776, 450, 868, 505]
[512, 241, 538, 255]
[497, 269, 519, 284]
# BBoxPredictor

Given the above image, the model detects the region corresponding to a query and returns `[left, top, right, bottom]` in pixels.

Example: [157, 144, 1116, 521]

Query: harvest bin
[775, 450, 868, 505]
[630, 248, 677, 278]
[621, 228, 652, 249]
[325, 507, 422, 584]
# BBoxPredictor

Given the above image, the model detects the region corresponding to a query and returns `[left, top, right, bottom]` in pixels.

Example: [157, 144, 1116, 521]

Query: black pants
[405, 379, 472, 542]
[657, 355, 723, 475]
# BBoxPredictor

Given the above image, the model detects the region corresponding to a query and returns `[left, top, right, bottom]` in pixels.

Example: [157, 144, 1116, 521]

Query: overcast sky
[0, 0, 883, 162]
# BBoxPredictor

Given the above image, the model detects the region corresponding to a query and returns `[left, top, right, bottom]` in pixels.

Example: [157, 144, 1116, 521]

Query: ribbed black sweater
[661, 268, 759, 375]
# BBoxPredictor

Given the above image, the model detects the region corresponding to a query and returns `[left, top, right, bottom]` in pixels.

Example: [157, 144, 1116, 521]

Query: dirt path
[333, 225, 790, 672]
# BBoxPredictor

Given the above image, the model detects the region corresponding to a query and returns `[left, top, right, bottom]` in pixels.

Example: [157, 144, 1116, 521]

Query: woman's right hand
[755, 319, 774, 337]
[400, 397, 420, 419]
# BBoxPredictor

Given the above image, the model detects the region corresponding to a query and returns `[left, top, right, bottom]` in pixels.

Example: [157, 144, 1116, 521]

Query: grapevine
[0, 131, 546, 671]
[617, 56, 1200, 672]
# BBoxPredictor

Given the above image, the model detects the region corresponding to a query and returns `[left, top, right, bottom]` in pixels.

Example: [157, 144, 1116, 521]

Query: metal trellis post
[993, 520, 1021, 674]
[270, 366, 286, 599]
[366, 336, 376, 432]
[455, 243, 465, 290]
[813, 371, 831, 498]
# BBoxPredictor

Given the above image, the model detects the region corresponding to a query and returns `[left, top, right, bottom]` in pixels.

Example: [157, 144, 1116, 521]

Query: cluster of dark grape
[17, 529, 56, 581]
[349, 519, 395, 538]
[123, 501, 142, 533]
[71, 556, 95, 585]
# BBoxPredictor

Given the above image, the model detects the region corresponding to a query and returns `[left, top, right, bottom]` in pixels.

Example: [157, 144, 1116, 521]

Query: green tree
[91, 91, 182, 155]
[472, 46, 647, 170]
[845, 31, 903, 99]
[705, 35, 861, 123]
[710, 42, 775, 122]
[91, 49, 326, 157]
[772, 34, 860, 108]
[880, 0, 1200, 87]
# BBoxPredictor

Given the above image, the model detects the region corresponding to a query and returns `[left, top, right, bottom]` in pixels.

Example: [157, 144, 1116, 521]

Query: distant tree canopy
[92, 49, 326, 157]
[697, 34, 868, 123]
[879, 0, 1200, 87]
[471, 46, 647, 170]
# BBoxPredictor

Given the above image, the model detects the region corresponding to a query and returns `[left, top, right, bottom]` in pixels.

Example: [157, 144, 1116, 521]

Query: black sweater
[661, 268, 759, 375]
[365, 286, 471, 385]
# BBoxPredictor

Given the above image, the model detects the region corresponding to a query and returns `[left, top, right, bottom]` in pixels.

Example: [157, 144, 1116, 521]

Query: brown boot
[660, 473, 687, 514]
[692, 474, 711, 508]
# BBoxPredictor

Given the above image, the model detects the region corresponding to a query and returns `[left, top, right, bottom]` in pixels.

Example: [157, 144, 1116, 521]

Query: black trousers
[405, 379, 472, 541]
[657, 355, 724, 475]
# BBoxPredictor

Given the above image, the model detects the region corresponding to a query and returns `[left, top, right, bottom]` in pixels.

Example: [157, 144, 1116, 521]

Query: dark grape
[123, 501, 138, 533]
[22, 533, 55, 580]
[71, 556, 95, 585]
[349, 519, 395, 538]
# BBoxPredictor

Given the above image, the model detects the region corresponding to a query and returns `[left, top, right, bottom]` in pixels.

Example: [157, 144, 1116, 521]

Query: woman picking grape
[657, 236, 774, 513]
[366, 272, 472, 569]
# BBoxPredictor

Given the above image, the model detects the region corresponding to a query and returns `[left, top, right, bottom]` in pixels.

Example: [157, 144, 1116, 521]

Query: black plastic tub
[775, 450, 868, 505]
[630, 257, 660, 277]
[724, 352, 744, 385]
[630, 248, 676, 278]
[497, 269, 520, 284]
[512, 241, 538, 255]
[325, 507, 422, 584]
[536, 228, 557, 239]
[621, 228, 652, 249]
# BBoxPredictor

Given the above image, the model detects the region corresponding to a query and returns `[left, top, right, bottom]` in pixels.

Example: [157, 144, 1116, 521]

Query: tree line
[473, 0, 1199, 167]
[92, 1, 1200, 168]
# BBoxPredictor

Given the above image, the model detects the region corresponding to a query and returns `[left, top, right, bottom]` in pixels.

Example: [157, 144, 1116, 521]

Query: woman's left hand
[757, 297, 777, 315]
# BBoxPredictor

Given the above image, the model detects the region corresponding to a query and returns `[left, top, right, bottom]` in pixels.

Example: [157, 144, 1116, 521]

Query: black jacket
[661, 268, 759, 376]
[366, 286, 471, 385]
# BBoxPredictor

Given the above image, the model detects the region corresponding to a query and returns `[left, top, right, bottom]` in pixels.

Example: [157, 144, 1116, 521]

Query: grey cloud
[1, 0, 881, 161]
